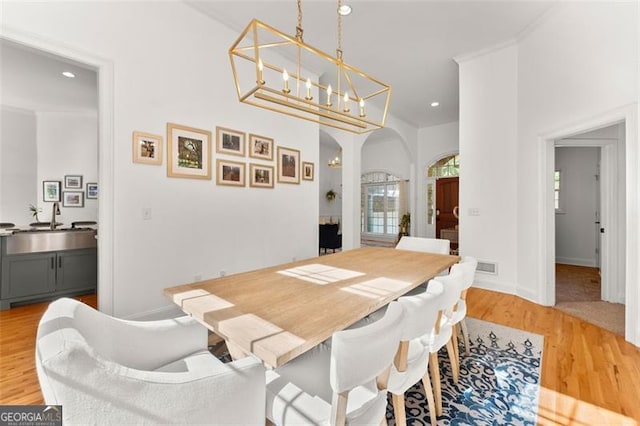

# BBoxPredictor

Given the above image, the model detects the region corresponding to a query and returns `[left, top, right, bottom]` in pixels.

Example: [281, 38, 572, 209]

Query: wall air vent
[477, 261, 498, 275]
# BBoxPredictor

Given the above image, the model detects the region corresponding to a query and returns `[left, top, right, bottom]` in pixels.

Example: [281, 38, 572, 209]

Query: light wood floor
[1, 290, 639, 425]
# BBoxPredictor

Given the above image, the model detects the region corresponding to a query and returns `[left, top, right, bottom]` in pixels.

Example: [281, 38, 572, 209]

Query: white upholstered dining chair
[395, 236, 452, 295]
[420, 272, 464, 416]
[36, 298, 266, 425]
[265, 302, 405, 426]
[388, 281, 445, 426]
[395, 236, 451, 256]
[447, 256, 478, 359]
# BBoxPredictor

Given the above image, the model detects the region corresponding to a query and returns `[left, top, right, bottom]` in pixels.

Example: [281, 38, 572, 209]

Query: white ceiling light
[62, 71, 75, 78]
[430, 101, 439, 107]
[338, 4, 352, 16]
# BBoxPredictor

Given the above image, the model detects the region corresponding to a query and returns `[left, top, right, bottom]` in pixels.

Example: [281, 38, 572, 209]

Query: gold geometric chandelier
[229, 0, 391, 134]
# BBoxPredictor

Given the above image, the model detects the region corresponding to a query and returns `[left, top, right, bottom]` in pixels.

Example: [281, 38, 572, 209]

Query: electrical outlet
[193, 274, 202, 282]
[468, 208, 480, 216]
[142, 207, 152, 220]
[220, 270, 226, 277]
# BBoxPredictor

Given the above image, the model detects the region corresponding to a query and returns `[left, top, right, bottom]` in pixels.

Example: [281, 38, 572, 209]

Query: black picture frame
[62, 191, 84, 208]
[86, 183, 98, 199]
[42, 180, 61, 202]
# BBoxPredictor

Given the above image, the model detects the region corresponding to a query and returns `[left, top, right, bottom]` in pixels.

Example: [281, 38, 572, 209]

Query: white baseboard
[516, 286, 539, 304]
[555, 257, 597, 267]
[472, 276, 517, 295]
[123, 304, 185, 321]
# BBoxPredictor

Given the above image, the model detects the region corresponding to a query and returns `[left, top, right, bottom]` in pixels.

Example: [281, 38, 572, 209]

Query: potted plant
[399, 212, 410, 235]
[325, 189, 336, 201]
[29, 204, 42, 223]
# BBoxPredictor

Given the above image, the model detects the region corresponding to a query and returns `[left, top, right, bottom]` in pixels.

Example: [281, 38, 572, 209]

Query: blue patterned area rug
[385, 318, 544, 425]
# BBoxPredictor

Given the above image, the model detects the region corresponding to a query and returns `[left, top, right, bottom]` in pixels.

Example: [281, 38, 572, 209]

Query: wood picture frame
[216, 159, 246, 187]
[248, 134, 274, 161]
[216, 126, 246, 157]
[302, 162, 314, 181]
[277, 146, 300, 184]
[64, 175, 82, 189]
[249, 163, 274, 188]
[62, 191, 84, 208]
[132, 131, 163, 165]
[167, 123, 212, 179]
[86, 182, 98, 199]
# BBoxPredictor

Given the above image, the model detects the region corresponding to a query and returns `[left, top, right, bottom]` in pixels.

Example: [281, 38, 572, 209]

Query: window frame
[361, 172, 403, 238]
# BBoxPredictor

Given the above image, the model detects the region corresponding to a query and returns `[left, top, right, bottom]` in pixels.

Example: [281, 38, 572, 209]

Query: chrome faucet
[50, 202, 60, 230]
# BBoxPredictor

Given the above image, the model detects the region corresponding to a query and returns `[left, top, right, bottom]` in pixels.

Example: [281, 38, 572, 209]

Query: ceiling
[0, 39, 98, 113]
[0, 2, 556, 126]
[186, 0, 556, 128]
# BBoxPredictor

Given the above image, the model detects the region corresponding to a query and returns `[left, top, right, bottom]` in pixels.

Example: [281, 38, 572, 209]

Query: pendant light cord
[296, 0, 304, 41]
[337, 0, 343, 60]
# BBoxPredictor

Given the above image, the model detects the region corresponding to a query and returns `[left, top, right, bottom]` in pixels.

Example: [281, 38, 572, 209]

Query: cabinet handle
[58, 257, 62, 268]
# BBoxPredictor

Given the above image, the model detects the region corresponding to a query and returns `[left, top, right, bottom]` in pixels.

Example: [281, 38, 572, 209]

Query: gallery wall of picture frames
[131, 124, 316, 189]
[41, 175, 97, 209]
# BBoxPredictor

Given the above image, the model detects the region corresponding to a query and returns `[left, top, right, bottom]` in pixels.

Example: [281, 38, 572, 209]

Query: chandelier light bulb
[257, 59, 265, 85]
[326, 84, 333, 107]
[343, 92, 350, 113]
[282, 69, 290, 93]
[305, 77, 313, 100]
[359, 98, 366, 117]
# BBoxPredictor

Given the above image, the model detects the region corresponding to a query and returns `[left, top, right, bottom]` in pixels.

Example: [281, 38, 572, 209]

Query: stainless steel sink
[5, 229, 97, 254]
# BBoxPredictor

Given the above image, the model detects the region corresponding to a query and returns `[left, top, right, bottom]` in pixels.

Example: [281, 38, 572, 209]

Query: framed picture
[249, 163, 274, 188]
[248, 134, 274, 161]
[216, 159, 245, 187]
[86, 182, 98, 199]
[277, 146, 300, 184]
[42, 181, 61, 202]
[216, 126, 246, 157]
[133, 131, 163, 165]
[64, 175, 83, 189]
[167, 123, 212, 179]
[62, 191, 84, 208]
[302, 162, 314, 181]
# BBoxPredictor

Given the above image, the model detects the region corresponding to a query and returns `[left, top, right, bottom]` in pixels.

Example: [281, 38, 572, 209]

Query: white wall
[516, 1, 638, 301]
[416, 121, 459, 237]
[554, 147, 599, 266]
[319, 141, 342, 223]
[362, 137, 410, 179]
[457, 43, 519, 294]
[0, 106, 37, 224]
[36, 112, 98, 225]
[2, 1, 319, 318]
[457, 1, 638, 344]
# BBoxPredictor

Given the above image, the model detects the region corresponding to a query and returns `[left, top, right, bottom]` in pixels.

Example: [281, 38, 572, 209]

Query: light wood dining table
[164, 247, 459, 368]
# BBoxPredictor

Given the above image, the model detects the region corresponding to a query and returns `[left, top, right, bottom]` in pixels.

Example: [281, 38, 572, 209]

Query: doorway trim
[538, 103, 639, 345]
[2, 27, 116, 315]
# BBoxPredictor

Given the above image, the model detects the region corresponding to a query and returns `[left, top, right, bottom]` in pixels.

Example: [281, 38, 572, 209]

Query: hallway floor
[555, 263, 625, 336]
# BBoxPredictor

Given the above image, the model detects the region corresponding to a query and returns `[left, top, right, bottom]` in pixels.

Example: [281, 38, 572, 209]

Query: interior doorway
[426, 154, 459, 254]
[436, 177, 459, 253]
[551, 124, 626, 336]
[2, 29, 115, 315]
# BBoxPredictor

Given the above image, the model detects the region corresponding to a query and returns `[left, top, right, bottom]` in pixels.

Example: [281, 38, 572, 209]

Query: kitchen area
[0, 39, 99, 309]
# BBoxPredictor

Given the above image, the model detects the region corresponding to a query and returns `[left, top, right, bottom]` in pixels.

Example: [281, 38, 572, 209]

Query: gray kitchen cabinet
[0, 238, 97, 309]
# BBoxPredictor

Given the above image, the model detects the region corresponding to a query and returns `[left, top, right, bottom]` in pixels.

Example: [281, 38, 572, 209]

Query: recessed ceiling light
[338, 5, 352, 16]
[430, 101, 440, 107]
[62, 71, 76, 78]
